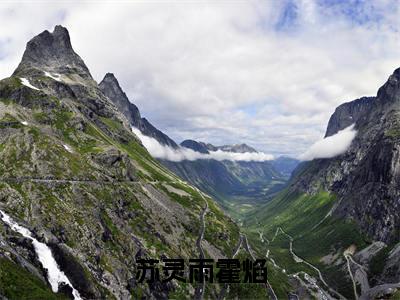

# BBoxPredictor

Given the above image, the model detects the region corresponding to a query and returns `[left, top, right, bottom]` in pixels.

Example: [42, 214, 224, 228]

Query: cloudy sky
[1, 0, 399, 156]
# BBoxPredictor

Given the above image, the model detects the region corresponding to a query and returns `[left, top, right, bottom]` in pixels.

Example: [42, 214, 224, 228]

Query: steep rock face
[99, 73, 178, 148]
[325, 96, 375, 137]
[0, 26, 240, 299]
[290, 68, 400, 243]
[13, 25, 92, 81]
[246, 68, 400, 298]
[98, 73, 141, 126]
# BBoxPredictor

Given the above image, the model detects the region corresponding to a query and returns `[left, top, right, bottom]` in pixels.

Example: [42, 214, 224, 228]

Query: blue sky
[0, 0, 399, 157]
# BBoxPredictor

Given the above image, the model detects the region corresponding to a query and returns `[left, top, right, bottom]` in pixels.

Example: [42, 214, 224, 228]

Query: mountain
[13, 25, 92, 81]
[0, 26, 245, 299]
[99, 73, 178, 148]
[183, 141, 258, 154]
[97, 73, 297, 217]
[179, 140, 296, 187]
[97, 75, 282, 211]
[180, 139, 210, 154]
[161, 140, 288, 217]
[180, 140, 299, 180]
[221, 143, 257, 153]
[207, 143, 258, 153]
[245, 68, 400, 298]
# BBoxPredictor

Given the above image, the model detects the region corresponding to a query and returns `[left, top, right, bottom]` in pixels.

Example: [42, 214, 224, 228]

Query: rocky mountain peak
[100, 73, 128, 100]
[102, 72, 118, 83]
[13, 25, 92, 79]
[376, 67, 400, 104]
[325, 67, 400, 138]
[180, 140, 210, 154]
[324, 96, 375, 137]
[184, 141, 259, 154]
[99, 73, 179, 148]
[217, 143, 258, 153]
[99, 73, 142, 127]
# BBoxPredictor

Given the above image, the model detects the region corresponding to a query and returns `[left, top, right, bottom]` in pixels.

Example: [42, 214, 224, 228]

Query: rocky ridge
[292, 68, 400, 243]
[0, 25, 240, 299]
[246, 66, 400, 299]
[99, 73, 178, 148]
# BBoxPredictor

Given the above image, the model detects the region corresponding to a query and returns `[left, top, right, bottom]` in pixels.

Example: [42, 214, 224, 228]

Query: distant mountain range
[98, 70, 299, 211]
[162, 140, 298, 213]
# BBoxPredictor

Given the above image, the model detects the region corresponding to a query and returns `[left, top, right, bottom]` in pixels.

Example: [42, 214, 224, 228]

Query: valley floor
[219, 189, 400, 300]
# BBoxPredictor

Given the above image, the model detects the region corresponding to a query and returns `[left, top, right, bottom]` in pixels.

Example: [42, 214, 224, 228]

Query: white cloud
[299, 124, 357, 161]
[207, 150, 273, 162]
[132, 127, 273, 162]
[0, 1, 399, 156]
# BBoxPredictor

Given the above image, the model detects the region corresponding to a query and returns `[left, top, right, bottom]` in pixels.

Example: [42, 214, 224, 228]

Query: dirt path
[1, 177, 138, 184]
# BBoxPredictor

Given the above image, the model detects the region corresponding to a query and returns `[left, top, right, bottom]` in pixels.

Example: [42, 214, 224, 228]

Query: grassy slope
[244, 189, 368, 298]
[0, 77, 243, 299]
[0, 257, 69, 300]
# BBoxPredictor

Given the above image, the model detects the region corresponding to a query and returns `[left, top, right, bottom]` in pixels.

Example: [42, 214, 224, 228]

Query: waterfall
[0, 210, 82, 300]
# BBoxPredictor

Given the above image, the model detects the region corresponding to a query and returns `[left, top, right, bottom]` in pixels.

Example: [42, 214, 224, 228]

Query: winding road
[344, 252, 400, 300]
[269, 226, 400, 299]
[268, 227, 345, 299]
[345, 254, 359, 299]
[243, 234, 278, 300]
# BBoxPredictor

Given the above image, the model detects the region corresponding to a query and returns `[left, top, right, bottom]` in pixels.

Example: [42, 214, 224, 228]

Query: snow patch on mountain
[44, 71, 62, 82]
[20, 77, 40, 90]
[63, 144, 73, 153]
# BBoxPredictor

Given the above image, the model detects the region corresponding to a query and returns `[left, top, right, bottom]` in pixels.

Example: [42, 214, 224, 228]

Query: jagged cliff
[292, 68, 400, 243]
[246, 67, 400, 299]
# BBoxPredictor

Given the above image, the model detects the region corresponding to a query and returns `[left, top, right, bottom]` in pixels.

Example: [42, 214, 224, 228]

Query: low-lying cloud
[299, 124, 357, 161]
[132, 127, 274, 162]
